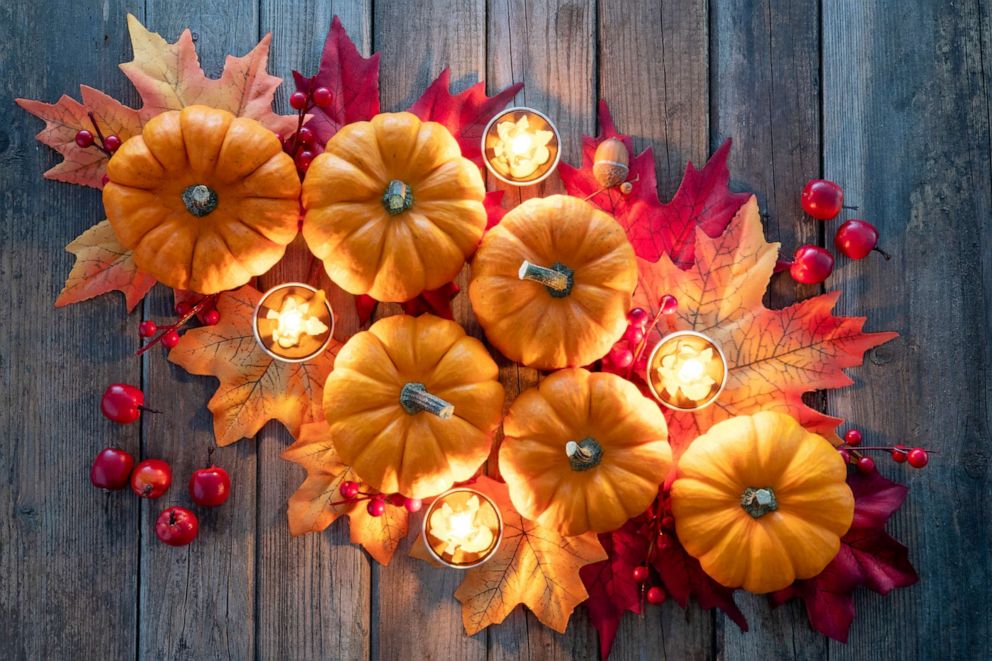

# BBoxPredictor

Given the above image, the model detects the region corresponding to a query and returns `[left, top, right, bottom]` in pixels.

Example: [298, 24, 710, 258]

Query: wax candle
[422, 488, 503, 569]
[482, 107, 560, 186]
[252, 283, 334, 363]
[646, 331, 728, 411]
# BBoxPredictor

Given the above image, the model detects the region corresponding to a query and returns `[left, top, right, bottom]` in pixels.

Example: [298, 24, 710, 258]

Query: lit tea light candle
[482, 107, 561, 186]
[252, 282, 334, 363]
[646, 331, 728, 411]
[422, 488, 503, 569]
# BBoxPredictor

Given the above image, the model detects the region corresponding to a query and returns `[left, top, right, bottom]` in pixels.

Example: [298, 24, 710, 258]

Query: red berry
[608, 343, 634, 369]
[660, 515, 675, 529]
[907, 448, 929, 468]
[189, 464, 231, 507]
[312, 87, 332, 108]
[297, 127, 314, 144]
[844, 429, 862, 446]
[100, 383, 144, 424]
[657, 534, 672, 551]
[856, 456, 875, 474]
[891, 444, 908, 463]
[626, 307, 649, 328]
[90, 447, 135, 490]
[789, 245, 834, 284]
[835, 219, 888, 261]
[101, 174, 110, 187]
[340, 480, 359, 499]
[75, 129, 94, 147]
[646, 586, 665, 605]
[838, 449, 851, 464]
[367, 498, 386, 517]
[296, 150, 315, 170]
[161, 330, 181, 349]
[289, 91, 308, 110]
[632, 566, 649, 583]
[404, 497, 423, 513]
[801, 179, 844, 220]
[659, 294, 678, 315]
[139, 320, 157, 337]
[175, 301, 192, 316]
[387, 493, 407, 507]
[202, 309, 221, 326]
[103, 134, 122, 152]
[131, 459, 172, 499]
[155, 506, 199, 546]
[623, 325, 645, 345]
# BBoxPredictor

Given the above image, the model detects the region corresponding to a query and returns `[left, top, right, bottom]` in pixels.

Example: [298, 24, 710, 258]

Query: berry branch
[837, 428, 933, 471]
[284, 86, 332, 174]
[135, 294, 217, 356]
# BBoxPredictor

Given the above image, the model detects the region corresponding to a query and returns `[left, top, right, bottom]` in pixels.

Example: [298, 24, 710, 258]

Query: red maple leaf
[408, 68, 522, 167]
[770, 469, 918, 642]
[293, 16, 380, 152]
[559, 101, 749, 267]
[580, 521, 648, 659]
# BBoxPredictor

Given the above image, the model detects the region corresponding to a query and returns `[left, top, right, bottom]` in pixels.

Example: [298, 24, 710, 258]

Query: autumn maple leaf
[293, 16, 380, 152]
[559, 101, 748, 267]
[120, 14, 295, 136]
[169, 286, 340, 446]
[452, 476, 607, 635]
[16, 86, 141, 190]
[282, 420, 409, 564]
[632, 197, 898, 454]
[770, 469, 918, 642]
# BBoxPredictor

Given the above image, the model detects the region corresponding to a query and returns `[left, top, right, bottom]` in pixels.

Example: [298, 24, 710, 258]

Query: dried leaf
[770, 470, 918, 642]
[559, 101, 748, 266]
[120, 14, 295, 135]
[55, 220, 156, 312]
[169, 286, 340, 445]
[633, 197, 898, 454]
[454, 477, 607, 635]
[282, 420, 410, 564]
[409, 68, 522, 167]
[293, 16, 380, 151]
[16, 86, 141, 189]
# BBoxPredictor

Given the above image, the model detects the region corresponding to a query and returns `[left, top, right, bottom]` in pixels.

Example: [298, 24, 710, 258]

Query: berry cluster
[74, 112, 122, 162]
[627, 498, 675, 607]
[136, 295, 219, 355]
[336, 480, 422, 517]
[601, 295, 679, 378]
[836, 427, 931, 473]
[284, 86, 333, 174]
[779, 179, 890, 285]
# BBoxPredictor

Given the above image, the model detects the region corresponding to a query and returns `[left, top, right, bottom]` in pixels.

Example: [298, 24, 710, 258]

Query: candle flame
[266, 294, 329, 348]
[658, 343, 718, 402]
[492, 115, 553, 179]
[429, 495, 495, 557]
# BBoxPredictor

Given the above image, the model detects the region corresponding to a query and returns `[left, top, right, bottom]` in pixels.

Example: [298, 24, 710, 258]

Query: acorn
[593, 137, 630, 188]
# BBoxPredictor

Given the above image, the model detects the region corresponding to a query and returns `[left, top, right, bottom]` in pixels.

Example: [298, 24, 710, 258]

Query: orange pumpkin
[671, 411, 855, 593]
[302, 112, 487, 302]
[499, 368, 672, 535]
[103, 105, 301, 294]
[469, 195, 637, 370]
[324, 314, 504, 498]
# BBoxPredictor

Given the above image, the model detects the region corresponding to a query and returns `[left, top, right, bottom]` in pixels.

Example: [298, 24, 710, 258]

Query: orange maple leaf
[120, 14, 296, 136]
[169, 286, 340, 446]
[633, 197, 897, 455]
[15, 86, 141, 189]
[453, 477, 607, 635]
[283, 420, 410, 565]
[55, 220, 156, 312]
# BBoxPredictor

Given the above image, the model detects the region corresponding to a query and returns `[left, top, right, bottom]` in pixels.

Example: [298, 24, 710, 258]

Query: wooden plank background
[1, 0, 990, 659]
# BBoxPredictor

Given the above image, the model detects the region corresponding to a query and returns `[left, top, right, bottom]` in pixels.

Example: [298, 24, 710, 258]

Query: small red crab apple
[189, 463, 231, 507]
[130, 459, 172, 499]
[89, 447, 135, 491]
[155, 507, 199, 546]
[835, 219, 891, 260]
[100, 383, 152, 424]
[779, 245, 835, 285]
[801, 179, 847, 220]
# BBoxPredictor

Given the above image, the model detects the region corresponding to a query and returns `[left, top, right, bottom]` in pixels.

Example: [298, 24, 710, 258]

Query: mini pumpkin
[302, 112, 487, 302]
[671, 411, 855, 594]
[103, 105, 301, 294]
[499, 368, 672, 536]
[324, 314, 504, 498]
[469, 195, 637, 370]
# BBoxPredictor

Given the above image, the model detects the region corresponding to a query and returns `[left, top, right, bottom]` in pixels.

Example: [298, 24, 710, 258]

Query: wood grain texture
[255, 3, 372, 659]
[0, 2, 143, 659]
[823, 1, 991, 658]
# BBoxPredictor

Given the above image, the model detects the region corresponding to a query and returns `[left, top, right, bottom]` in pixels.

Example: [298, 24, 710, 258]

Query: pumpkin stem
[382, 179, 414, 215]
[566, 438, 602, 471]
[518, 260, 574, 298]
[182, 184, 218, 217]
[741, 487, 778, 518]
[400, 382, 454, 419]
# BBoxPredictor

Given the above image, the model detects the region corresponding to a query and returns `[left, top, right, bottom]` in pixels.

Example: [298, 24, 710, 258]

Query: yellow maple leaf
[633, 196, 897, 455]
[169, 286, 340, 446]
[453, 476, 607, 635]
[55, 220, 156, 312]
[282, 420, 410, 565]
[120, 14, 296, 136]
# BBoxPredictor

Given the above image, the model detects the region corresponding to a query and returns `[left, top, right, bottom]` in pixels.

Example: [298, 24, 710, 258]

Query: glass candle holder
[252, 282, 334, 363]
[482, 107, 561, 186]
[646, 331, 728, 411]
[422, 488, 503, 569]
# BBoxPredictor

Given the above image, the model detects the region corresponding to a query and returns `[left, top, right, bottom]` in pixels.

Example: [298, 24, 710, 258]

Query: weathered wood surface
[1, 0, 989, 659]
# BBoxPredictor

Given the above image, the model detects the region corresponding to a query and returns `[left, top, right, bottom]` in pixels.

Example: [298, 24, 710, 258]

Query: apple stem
[874, 246, 892, 260]
[137, 405, 161, 415]
[774, 259, 793, 273]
